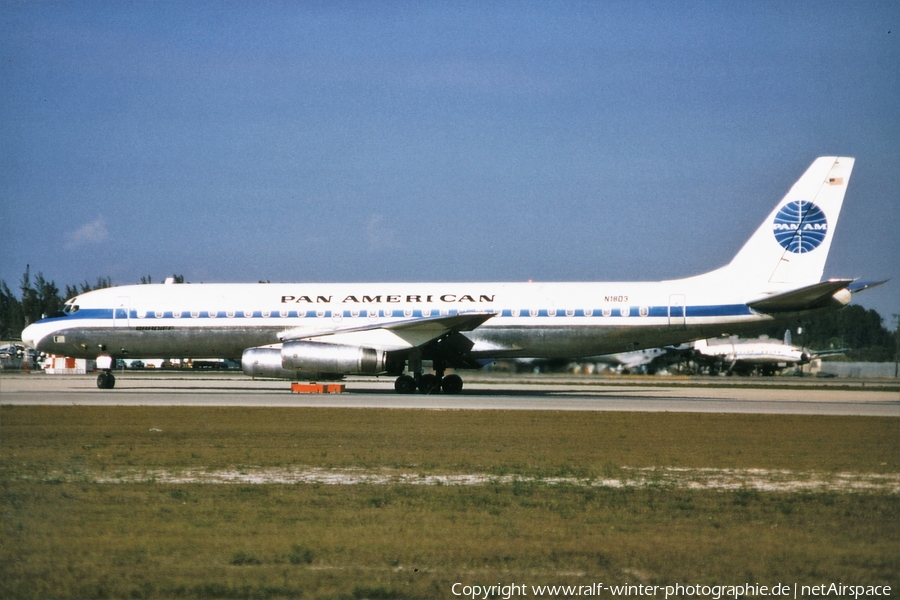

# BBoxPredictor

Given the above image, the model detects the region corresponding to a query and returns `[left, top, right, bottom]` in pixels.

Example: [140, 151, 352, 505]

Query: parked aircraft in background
[590, 347, 677, 374]
[514, 346, 678, 375]
[689, 330, 848, 376]
[22, 157, 881, 392]
[0, 344, 39, 370]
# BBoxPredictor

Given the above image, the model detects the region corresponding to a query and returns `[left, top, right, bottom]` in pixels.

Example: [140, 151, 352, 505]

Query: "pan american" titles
[280, 294, 496, 304]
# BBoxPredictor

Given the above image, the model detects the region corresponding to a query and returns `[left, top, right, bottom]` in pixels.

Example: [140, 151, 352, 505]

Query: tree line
[760, 304, 898, 362]
[0, 266, 167, 340]
[1, 266, 897, 361]
[0, 266, 108, 340]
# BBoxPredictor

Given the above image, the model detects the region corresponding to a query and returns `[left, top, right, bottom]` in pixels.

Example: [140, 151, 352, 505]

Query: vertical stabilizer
[721, 157, 854, 286]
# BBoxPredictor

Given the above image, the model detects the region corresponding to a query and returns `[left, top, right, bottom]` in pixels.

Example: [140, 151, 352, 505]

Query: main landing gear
[97, 370, 116, 389]
[393, 355, 464, 394]
[393, 372, 463, 394]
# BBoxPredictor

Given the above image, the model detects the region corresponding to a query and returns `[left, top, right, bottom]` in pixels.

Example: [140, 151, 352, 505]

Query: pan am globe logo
[772, 200, 828, 253]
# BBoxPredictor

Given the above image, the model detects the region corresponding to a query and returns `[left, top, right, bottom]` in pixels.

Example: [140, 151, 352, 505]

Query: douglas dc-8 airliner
[23, 157, 882, 392]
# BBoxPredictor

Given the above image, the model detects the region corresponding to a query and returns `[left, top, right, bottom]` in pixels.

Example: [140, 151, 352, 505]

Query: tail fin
[718, 156, 854, 286]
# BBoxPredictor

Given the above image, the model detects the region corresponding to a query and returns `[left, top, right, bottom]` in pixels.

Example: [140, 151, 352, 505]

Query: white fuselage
[22, 277, 823, 362]
[695, 339, 806, 366]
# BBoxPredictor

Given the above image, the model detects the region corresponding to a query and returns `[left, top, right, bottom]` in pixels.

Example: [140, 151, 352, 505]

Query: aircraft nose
[21, 323, 39, 350]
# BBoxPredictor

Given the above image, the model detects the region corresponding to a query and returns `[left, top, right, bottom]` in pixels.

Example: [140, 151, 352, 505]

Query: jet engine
[242, 341, 386, 379]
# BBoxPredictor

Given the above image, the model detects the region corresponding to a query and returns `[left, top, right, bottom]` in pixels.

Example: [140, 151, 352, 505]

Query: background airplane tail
[717, 156, 854, 286]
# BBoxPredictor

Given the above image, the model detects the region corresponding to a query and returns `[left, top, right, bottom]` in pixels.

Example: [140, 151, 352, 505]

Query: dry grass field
[2, 406, 898, 599]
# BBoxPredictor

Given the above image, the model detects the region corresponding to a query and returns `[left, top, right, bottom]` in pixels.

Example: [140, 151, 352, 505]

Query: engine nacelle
[282, 340, 385, 374]
[242, 345, 296, 379]
[242, 341, 386, 379]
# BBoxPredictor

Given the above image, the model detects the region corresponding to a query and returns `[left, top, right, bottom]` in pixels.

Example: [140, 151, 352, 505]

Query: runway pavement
[2, 372, 898, 415]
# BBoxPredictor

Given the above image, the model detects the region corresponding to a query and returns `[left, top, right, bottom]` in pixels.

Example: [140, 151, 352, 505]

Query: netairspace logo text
[450, 582, 893, 599]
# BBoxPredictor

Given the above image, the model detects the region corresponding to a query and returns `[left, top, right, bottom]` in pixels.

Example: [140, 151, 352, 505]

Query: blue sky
[2, 1, 898, 323]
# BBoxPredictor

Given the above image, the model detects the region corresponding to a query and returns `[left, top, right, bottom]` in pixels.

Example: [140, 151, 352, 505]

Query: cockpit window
[63, 299, 80, 315]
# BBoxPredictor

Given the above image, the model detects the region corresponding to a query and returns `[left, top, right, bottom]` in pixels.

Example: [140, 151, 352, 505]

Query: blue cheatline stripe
[686, 304, 753, 317]
[41, 303, 755, 325]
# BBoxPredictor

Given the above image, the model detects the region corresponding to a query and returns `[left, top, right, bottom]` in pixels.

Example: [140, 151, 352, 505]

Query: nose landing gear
[97, 370, 116, 389]
[96, 355, 116, 389]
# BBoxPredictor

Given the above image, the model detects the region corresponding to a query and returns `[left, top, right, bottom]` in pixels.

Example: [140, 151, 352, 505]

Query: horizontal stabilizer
[747, 279, 853, 313]
[846, 279, 888, 293]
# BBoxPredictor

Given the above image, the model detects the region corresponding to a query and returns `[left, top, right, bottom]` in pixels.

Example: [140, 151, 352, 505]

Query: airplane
[0, 343, 39, 371]
[689, 330, 848, 376]
[509, 347, 673, 374]
[584, 348, 675, 374]
[22, 156, 883, 392]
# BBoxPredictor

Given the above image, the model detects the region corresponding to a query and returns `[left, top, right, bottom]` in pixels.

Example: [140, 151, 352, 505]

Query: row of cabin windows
[133, 306, 655, 319]
[508, 307, 651, 317]
[137, 309, 441, 319]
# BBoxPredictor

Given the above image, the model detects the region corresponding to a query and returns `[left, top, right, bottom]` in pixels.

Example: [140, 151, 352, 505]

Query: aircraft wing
[276, 312, 495, 351]
[810, 348, 850, 358]
[747, 279, 854, 314]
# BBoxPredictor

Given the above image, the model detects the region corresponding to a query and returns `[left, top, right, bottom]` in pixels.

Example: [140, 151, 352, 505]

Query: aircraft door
[114, 296, 131, 328]
[668, 294, 686, 329]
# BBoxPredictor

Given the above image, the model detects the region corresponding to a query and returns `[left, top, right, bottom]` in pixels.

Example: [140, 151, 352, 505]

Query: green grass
[1, 407, 898, 599]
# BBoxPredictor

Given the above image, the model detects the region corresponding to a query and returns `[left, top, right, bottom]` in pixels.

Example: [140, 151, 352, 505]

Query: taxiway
[1, 372, 897, 416]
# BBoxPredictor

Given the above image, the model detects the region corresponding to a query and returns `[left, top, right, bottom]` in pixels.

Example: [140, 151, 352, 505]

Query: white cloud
[65, 217, 109, 249]
[366, 214, 403, 251]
